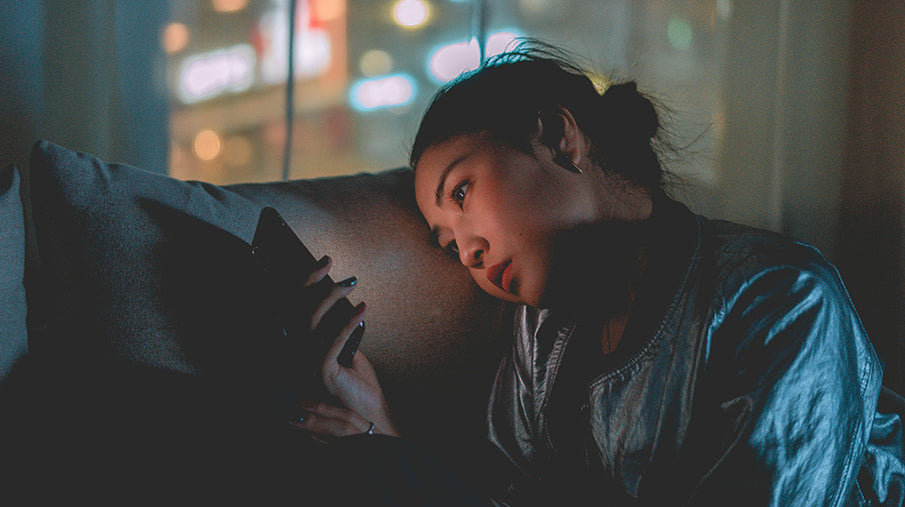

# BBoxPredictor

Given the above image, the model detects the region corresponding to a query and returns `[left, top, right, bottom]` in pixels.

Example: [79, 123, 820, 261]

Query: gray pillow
[0, 165, 27, 381]
[26, 140, 508, 436]
[27, 140, 262, 371]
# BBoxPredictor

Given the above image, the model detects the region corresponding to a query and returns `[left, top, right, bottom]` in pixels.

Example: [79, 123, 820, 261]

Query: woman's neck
[599, 243, 648, 354]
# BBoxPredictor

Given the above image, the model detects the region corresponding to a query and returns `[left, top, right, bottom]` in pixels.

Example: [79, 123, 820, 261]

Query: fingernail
[315, 255, 330, 268]
[354, 302, 366, 315]
[289, 408, 310, 424]
[337, 276, 357, 288]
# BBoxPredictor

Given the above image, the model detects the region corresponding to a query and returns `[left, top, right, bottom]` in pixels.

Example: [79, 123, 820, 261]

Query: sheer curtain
[0, 0, 169, 173]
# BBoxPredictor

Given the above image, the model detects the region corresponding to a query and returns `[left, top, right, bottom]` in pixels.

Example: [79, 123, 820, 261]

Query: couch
[0, 140, 512, 499]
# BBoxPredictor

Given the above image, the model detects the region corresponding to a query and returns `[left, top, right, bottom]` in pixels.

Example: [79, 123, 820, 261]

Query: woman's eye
[451, 181, 469, 206]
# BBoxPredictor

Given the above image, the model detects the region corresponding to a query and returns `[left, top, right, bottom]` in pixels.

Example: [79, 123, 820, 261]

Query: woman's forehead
[414, 141, 461, 207]
[420, 134, 487, 162]
[416, 136, 478, 179]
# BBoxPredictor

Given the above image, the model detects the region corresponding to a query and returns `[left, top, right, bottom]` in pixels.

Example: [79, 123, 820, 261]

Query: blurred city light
[257, 2, 332, 84]
[486, 30, 520, 55]
[393, 0, 430, 29]
[178, 44, 256, 103]
[359, 49, 394, 77]
[312, 0, 345, 21]
[667, 17, 693, 51]
[427, 31, 519, 83]
[163, 1, 728, 188]
[428, 39, 476, 83]
[162, 22, 189, 54]
[193, 130, 223, 161]
[349, 74, 416, 111]
[212, 0, 248, 13]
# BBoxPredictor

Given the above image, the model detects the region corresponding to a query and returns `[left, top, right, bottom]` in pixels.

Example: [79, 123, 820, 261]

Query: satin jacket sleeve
[688, 249, 882, 506]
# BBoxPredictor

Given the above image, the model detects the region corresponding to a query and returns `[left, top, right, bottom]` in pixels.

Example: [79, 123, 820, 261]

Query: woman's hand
[289, 256, 399, 439]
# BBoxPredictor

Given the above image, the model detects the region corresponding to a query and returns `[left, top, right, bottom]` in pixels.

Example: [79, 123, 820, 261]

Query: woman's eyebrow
[434, 154, 468, 206]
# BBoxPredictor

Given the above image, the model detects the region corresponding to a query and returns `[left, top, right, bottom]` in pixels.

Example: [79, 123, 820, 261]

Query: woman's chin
[475, 279, 526, 305]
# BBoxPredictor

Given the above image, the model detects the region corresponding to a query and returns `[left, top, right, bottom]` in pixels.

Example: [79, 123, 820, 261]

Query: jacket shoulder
[702, 218, 842, 296]
[697, 217, 875, 379]
[691, 219, 883, 506]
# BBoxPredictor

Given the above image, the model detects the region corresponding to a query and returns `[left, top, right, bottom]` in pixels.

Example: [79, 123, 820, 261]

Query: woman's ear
[537, 111, 563, 153]
[538, 106, 584, 172]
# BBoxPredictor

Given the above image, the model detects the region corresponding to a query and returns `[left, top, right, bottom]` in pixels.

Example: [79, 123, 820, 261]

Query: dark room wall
[838, 1, 905, 392]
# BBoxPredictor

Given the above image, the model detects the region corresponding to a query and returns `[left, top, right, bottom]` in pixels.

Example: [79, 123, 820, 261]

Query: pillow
[25, 140, 508, 436]
[0, 165, 27, 381]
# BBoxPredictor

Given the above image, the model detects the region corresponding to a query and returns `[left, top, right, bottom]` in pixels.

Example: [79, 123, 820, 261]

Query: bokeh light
[393, 0, 429, 29]
[429, 39, 478, 83]
[161, 22, 189, 54]
[359, 49, 394, 77]
[349, 74, 416, 111]
[193, 130, 223, 161]
[428, 31, 519, 83]
[312, 0, 345, 22]
[178, 44, 256, 103]
[211, 0, 247, 13]
[667, 17, 693, 51]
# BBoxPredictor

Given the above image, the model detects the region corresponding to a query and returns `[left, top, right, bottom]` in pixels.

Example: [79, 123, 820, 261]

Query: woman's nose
[458, 236, 486, 268]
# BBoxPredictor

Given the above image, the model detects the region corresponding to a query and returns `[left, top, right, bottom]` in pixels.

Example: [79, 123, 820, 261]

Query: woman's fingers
[304, 255, 332, 287]
[289, 403, 376, 438]
[322, 302, 366, 373]
[309, 279, 358, 332]
[316, 306, 401, 437]
[295, 254, 361, 333]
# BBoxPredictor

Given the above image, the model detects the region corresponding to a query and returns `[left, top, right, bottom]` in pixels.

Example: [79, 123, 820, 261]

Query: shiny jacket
[486, 197, 904, 505]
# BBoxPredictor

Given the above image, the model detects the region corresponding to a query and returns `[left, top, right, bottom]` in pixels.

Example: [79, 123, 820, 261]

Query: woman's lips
[486, 260, 513, 293]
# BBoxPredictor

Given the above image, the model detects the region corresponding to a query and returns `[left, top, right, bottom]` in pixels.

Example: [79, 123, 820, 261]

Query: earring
[553, 153, 582, 174]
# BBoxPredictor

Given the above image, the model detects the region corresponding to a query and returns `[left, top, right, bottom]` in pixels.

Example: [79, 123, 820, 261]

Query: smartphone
[250, 207, 365, 401]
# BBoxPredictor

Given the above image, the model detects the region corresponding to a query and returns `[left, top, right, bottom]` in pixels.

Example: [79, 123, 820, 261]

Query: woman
[294, 43, 904, 505]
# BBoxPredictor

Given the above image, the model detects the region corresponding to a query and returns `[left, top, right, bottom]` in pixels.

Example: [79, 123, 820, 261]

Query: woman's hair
[409, 40, 667, 194]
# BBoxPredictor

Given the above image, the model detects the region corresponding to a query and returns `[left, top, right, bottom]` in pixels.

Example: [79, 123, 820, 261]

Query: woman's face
[414, 133, 606, 307]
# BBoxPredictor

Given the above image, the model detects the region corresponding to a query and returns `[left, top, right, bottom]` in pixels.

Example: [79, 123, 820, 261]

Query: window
[164, 0, 730, 192]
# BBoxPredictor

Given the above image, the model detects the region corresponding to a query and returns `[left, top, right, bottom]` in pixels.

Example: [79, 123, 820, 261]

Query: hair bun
[600, 81, 658, 143]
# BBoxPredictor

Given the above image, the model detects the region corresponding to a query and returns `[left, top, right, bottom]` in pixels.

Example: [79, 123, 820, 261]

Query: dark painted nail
[338, 276, 357, 288]
[292, 408, 311, 424]
[315, 255, 330, 268]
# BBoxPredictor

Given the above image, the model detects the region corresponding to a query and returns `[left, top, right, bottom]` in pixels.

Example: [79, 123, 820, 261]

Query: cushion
[24, 140, 508, 436]
[0, 165, 27, 381]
